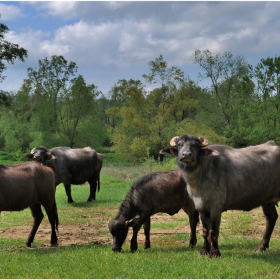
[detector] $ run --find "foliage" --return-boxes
[192,49,252,137]
[1,47,280,156]
[0,20,28,84]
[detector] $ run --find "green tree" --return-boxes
[252,56,280,142]
[108,79,148,161]
[192,49,252,136]
[27,55,77,146]
[106,79,144,129]
[0,80,34,151]
[0,20,28,106]
[0,21,28,83]
[108,57,214,162]
[57,75,102,148]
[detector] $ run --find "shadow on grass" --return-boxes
[24,241,109,255]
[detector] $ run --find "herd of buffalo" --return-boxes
[1,134,280,258]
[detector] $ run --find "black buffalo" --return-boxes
[108,170,199,252]
[160,134,280,257]
[0,162,58,247]
[25,146,103,203]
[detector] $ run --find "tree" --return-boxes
[27,55,77,146]
[108,57,213,162]
[192,49,252,136]
[143,55,200,158]
[106,79,145,129]
[0,21,28,83]
[0,20,28,106]
[252,56,280,142]
[107,79,148,161]
[57,75,102,148]
[0,79,34,151]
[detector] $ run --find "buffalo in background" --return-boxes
[160,134,280,257]
[108,170,199,252]
[25,146,103,203]
[0,161,58,247]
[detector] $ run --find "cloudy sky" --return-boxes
[1,1,280,95]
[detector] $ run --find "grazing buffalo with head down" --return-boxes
[108,170,199,252]
[25,146,103,203]
[160,134,280,258]
[0,162,58,247]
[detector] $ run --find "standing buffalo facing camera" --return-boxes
[108,170,199,252]
[25,146,103,203]
[160,134,280,257]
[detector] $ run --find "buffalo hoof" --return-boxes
[144,243,151,250]
[209,249,221,258]
[130,248,138,253]
[26,243,32,247]
[254,245,268,252]
[51,243,58,247]
[189,239,197,248]
[112,247,122,252]
[199,248,209,256]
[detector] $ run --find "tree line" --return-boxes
[1,20,280,162]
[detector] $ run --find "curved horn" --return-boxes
[30,147,36,154]
[199,137,209,147]
[170,136,179,146]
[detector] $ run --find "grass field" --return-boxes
[1,155,280,278]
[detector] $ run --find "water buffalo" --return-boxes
[0,161,58,247]
[25,146,103,203]
[108,170,199,252]
[160,134,280,257]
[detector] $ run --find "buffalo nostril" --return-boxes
[183,152,192,157]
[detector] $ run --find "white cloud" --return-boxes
[29,1,79,19]
[0,3,22,20]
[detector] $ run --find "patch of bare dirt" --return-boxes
[0,224,111,248]
[1,209,279,249]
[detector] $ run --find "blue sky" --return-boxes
[1,1,280,95]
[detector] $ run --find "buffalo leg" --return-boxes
[87,175,97,202]
[43,202,58,246]
[255,203,278,252]
[183,206,199,248]
[143,217,151,249]
[208,210,222,258]
[26,203,44,247]
[64,183,74,203]
[199,212,211,256]
[130,217,145,252]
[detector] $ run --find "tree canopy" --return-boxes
[0,20,27,107]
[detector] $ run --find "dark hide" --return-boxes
[160,134,280,258]
[0,162,58,247]
[25,146,103,203]
[108,170,199,252]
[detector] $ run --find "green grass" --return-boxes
[1,156,280,278]
[1,237,280,278]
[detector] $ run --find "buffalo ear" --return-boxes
[46,153,56,161]
[159,147,178,156]
[199,148,219,157]
[124,216,140,227]
[199,137,209,147]
[170,136,179,146]
[24,153,33,160]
